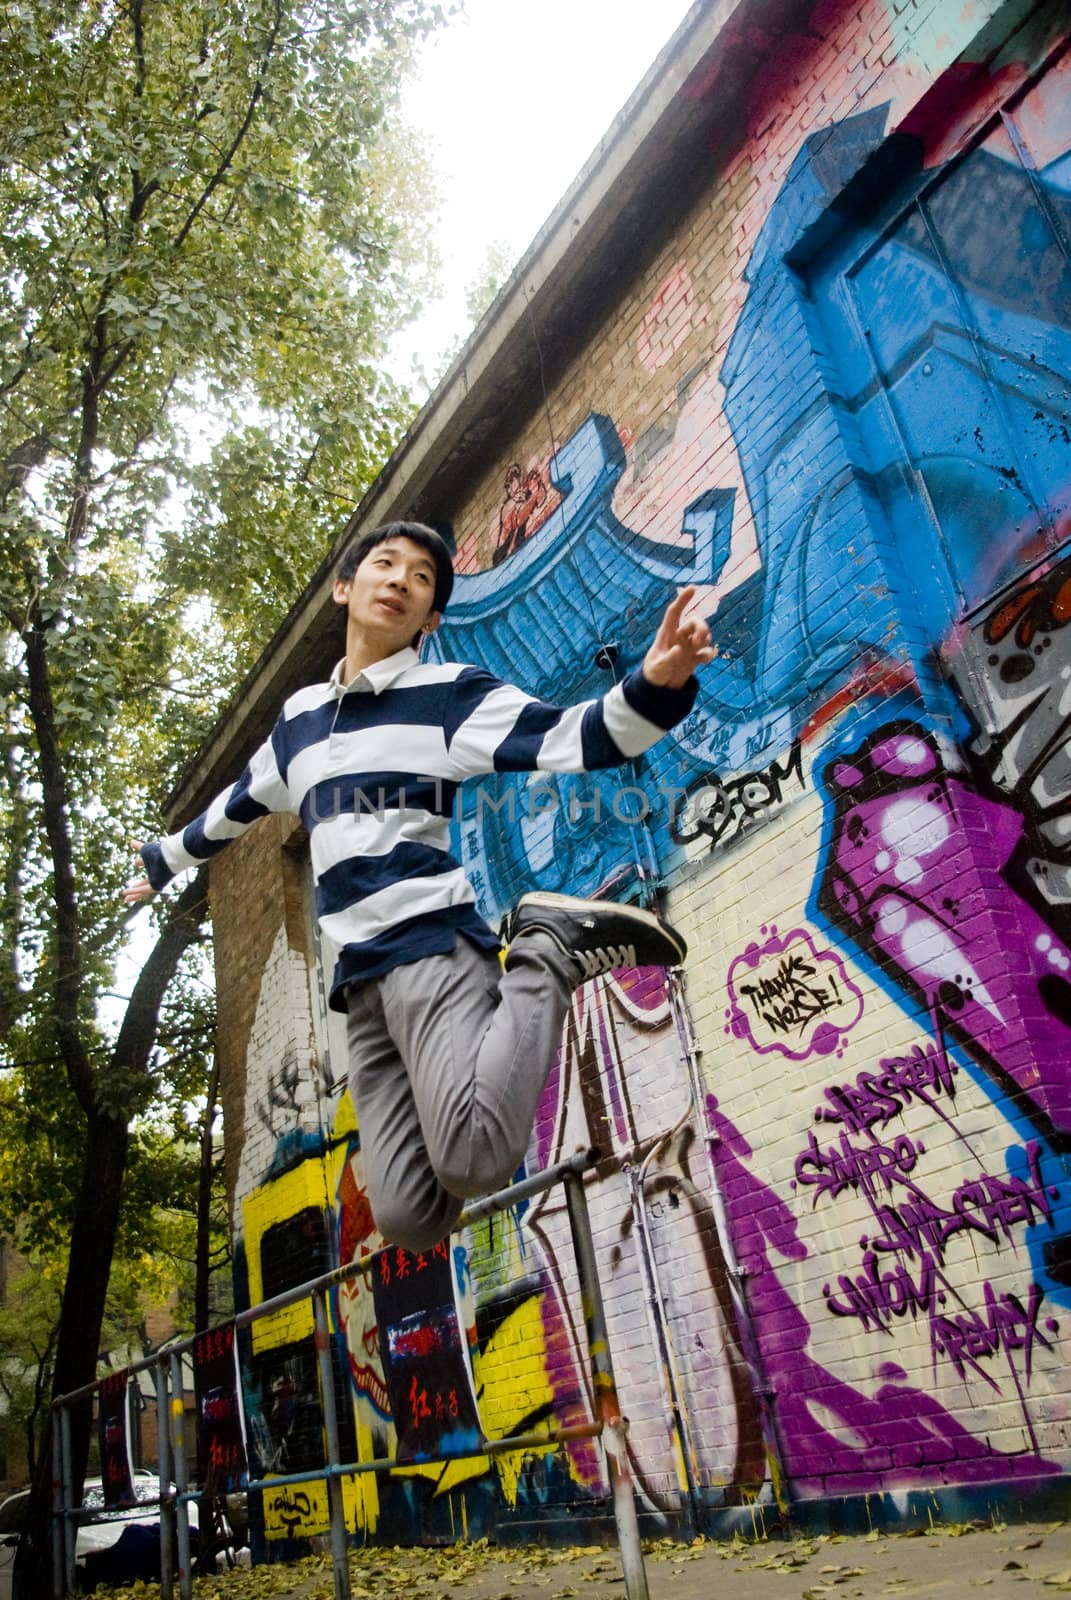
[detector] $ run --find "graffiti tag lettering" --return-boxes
[798,1134,1053,1257]
[738,952,845,1037]
[726,926,863,1060]
[795,1127,923,1202]
[802,1031,1060,1390]
[268,1487,313,1534]
[868,1150,1053,1264]
[670,740,805,852]
[814,1041,958,1133]
[824,1248,1052,1386]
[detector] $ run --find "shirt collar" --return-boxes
[330,645,420,697]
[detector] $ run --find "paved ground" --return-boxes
[162,1518,1071,1600]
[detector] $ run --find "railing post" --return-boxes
[168,1351,193,1600]
[59,1402,76,1597]
[50,1414,63,1599]
[156,1359,175,1600]
[563,1170,650,1600]
[313,1286,352,1600]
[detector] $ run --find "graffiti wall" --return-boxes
[217,0,1071,1551]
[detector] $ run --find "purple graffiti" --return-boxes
[825,1249,1052,1389]
[704,1092,1058,1489]
[795,1128,923,1204]
[818,722,1071,1147]
[815,1039,958,1134]
[726,926,863,1060]
[867,1141,1054,1264]
[798,1132,1054,1263]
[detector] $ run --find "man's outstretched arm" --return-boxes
[445,585,713,778]
[121,727,291,904]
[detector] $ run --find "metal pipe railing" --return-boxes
[168,1349,193,1592]
[155,1361,175,1600]
[51,1148,651,1600]
[313,1286,351,1600]
[563,1168,650,1600]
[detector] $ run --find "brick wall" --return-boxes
[213,0,1071,1544]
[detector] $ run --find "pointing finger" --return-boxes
[666,585,696,624]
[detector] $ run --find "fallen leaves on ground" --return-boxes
[85,1537,675,1600]
[81,1516,1071,1600]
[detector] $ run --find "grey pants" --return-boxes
[346,933,576,1251]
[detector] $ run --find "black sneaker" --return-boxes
[501,891,687,980]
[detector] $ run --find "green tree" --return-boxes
[0,1255,62,1485]
[0,1246,189,1486]
[0,0,447,1581]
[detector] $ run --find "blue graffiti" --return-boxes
[429,414,727,911]
[803,121,1071,648]
[429,106,1071,936]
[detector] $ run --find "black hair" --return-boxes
[335,520,455,616]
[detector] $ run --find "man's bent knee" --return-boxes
[371,1191,463,1255]
[434,1144,524,1206]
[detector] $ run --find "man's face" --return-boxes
[333,537,442,651]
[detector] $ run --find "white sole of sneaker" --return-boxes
[509,892,687,964]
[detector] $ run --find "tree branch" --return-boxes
[172,0,284,252]
[21,622,93,1105]
[63,332,104,549]
[112,866,210,1086]
[0,729,29,1040]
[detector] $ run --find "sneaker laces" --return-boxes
[572,943,638,979]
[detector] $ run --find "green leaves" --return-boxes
[0,0,446,1475]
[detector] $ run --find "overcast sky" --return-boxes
[392,0,699,381]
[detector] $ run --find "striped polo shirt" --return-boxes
[142,646,697,1007]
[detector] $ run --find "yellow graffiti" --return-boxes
[263,1478,329,1541]
[242,1093,370,1541]
[242,1157,335,1353]
[347,1408,382,1537]
[262,1476,375,1541]
[766,1438,789,1513]
[241,1086,605,1539]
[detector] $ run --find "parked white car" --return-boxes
[0,1472,197,1598]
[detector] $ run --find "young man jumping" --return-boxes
[126,521,712,1251]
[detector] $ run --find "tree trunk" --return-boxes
[14,869,209,1597]
[54,1110,132,1482]
[14,1111,129,1596]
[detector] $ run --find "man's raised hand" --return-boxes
[122,839,155,906]
[642,585,714,689]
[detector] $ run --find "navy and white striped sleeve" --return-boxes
[445,665,698,778]
[140,723,291,891]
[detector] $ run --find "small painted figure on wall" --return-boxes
[493,461,548,565]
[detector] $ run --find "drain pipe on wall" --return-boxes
[604,788,788,1510]
[623,1111,704,1539]
[665,964,789,1512]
